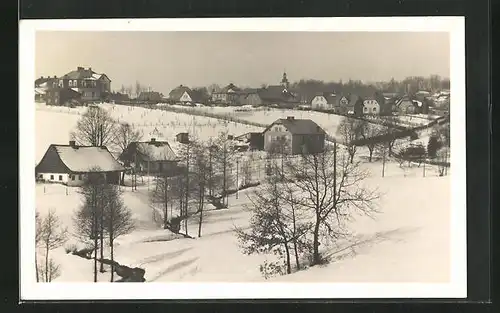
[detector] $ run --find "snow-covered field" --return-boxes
[36,158,450,283]
[34,102,451,284]
[35,103,264,163]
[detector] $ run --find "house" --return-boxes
[35,76,58,102]
[238,89,264,107]
[168,85,205,105]
[35,141,125,186]
[211,83,242,105]
[258,85,299,108]
[137,91,162,103]
[176,132,189,144]
[57,67,111,102]
[310,92,337,111]
[119,138,180,176]
[395,95,429,114]
[263,116,326,155]
[235,132,264,151]
[45,88,82,106]
[361,92,389,115]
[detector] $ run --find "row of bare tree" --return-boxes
[150,131,254,238]
[237,141,380,278]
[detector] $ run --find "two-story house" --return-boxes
[211,83,242,105]
[169,85,205,105]
[263,116,326,155]
[56,67,111,102]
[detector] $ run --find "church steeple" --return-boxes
[281,70,289,89]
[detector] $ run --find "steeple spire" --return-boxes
[281,70,289,89]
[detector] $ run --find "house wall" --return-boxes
[263,124,293,153]
[291,134,325,154]
[311,96,329,110]
[38,173,69,184]
[362,100,380,115]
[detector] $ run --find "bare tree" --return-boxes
[360,122,382,162]
[103,184,135,282]
[212,131,235,207]
[375,141,390,177]
[337,117,364,163]
[74,170,107,282]
[236,168,310,277]
[114,122,143,184]
[35,211,43,282]
[436,146,450,176]
[39,209,68,282]
[284,143,380,265]
[71,106,117,147]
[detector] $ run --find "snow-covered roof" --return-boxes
[55,145,125,172]
[135,141,179,161]
[35,88,46,95]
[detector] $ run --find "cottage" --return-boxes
[211,83,242,105]
[169,85,205,105]
[35,141,125,186]
[119,138,180,176]
[310,92,336,111]
[263,116,326,155]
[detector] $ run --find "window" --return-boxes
[73,80,77,86]
[71,175,75,181]
[78,174,82,180]
[69,80,73,87]
[59,175,63,181]
[363,107,368,112]
[50,175,54,180]
[373,108,376,112]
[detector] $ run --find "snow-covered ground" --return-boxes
[36,156,450,283]
[35,102,451,284]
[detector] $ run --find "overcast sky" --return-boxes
[35,31,450,94]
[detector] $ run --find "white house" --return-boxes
[35,141,125,186]
[311,93,336,111]
[362,97,381,115]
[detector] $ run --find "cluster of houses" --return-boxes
[35,66,449,117]
[35,115,327,186]
[35,67,112,106]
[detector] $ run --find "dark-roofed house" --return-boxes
[350,94,365,116]
[119,138,180,176]
[263,116,326,155]
[57,67,111,102]
[211,83,242,105]
[35,141,125,186]
[310,92,337,111]
[168,85,205,105]
[258,85,299,108]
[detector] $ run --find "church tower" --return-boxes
[281,70,290,89]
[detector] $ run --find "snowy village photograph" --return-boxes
[20,18,466,299]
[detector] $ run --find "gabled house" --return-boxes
[211,83,242,105]
[119,138,180,176]
[310,92,337,111]
[35,141,125,186]
[258,85,299,108]
[263,116,326,155]
[395,95,414,114]
[57,67,111,102]
[169,85,205,105]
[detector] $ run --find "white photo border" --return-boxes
[19,17,466,300]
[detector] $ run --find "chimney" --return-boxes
[40,76,44,79]
[287,116,295,121]
[77,66,84,71]
[69,140,76,148]
[53,75,57,78]
[150,138,156,142]
[88,67,92,71]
